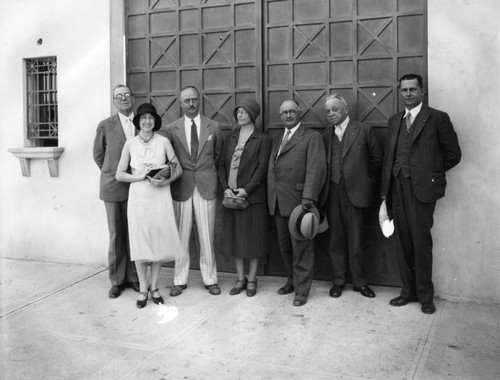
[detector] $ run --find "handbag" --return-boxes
[147,164,172,180]
[147,155,177,180]
[221,196,249,210]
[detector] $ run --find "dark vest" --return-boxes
[330,133,344,184]
[393,117,413,178]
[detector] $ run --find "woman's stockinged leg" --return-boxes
[235,258,245,281]
[135,261,149,293]
[248,258,259,281]
[150,262,162,290]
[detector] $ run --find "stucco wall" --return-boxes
[428,0,500,303]
[0,0,113,265]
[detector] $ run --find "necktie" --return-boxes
[335,125,343,141]
[190,119,199,160]
[276,129,291,161]
[405,113,413,133]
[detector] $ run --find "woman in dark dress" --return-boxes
[218,99,271,297]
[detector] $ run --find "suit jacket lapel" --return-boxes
[342,121,359,157]
[411,105,430,143]
[326,126,333,166]
[280,124,304,155]
[198,116,210,157]
[271,134,281,163]
[174,118,190,155]
[391,111,405,152]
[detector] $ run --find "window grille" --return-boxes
[26,57,58,146]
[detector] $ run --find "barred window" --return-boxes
[26,57,58,147]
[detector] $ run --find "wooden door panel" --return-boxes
[150,11,177,34]
[150,36,178,69]
[294,24,328,59]
[294,62,327,86]
[267,27,290,61]
[202,92,233,126]
[235,66,257,88]
[330,22,353,57]
[293,89,327,129]
[126,0,426,285]
[235,30,257,61]
[358,0,393,15]
[203,32,233,65]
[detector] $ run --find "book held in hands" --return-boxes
[147,164,173,180]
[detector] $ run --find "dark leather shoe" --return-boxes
[389,295,418,306]
[136,291,148,309]
[329,284,344,298]
[125,281,140,292]
[230,278,247,295]
[277,283,294,295]
[421,302,436,314]
[246,279,257,297]
[205,284,221,295]
[108,285,122,299]
[150,288,164,305]
[293,293,307,306]
[353,285,376,298]
[170,284,187,297]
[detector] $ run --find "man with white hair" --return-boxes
[322,94,382,299]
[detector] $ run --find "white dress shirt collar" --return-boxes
[184,114,201,126]
[284,122,301,139]
[405,102,423,121]
[118,112,135,140]
[335,115,350,131]
[334,116,349,141]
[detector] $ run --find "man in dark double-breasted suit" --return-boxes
[322,94,382,299]
[267,100,327,307]
[93,85,139,299]
[380,74,461,314]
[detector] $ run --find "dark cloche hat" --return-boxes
[133,103,162,131]
[233,98,261,123]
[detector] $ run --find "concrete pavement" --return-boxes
[1,257,499,379]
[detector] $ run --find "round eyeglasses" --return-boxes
[114,92,132,100]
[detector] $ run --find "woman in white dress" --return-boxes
[116,103,183,308]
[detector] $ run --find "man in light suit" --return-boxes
[379,74,461,314]
[93,85,139,299]
[159,86,222,296]
[322,94,382,299]
[268,100,327,306]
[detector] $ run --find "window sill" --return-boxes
[8,147,65,177]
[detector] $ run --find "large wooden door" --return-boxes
[263,0,427,285]
[126,0,427,285]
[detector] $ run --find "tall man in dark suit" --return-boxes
[268,100,327,306]
[93,85,139,299]
[379,74,461,314]
[323,94,382,299]
[159,86,222,296]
